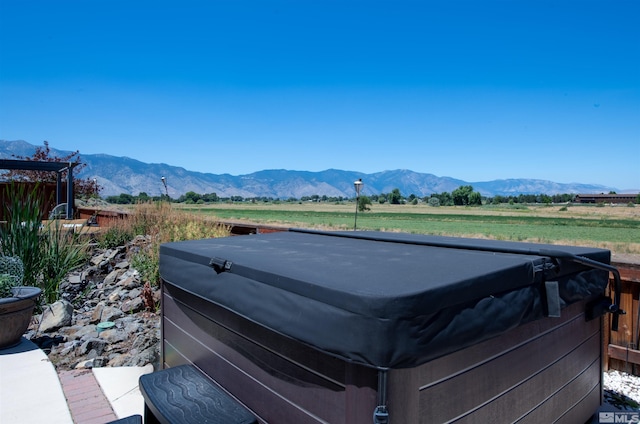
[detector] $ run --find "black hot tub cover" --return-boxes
[159,229,612,369]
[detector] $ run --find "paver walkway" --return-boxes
[58,369,118,424]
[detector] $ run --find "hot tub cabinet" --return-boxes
[159,230,619,423]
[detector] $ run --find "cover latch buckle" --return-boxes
[373,405,389,424]
[209,257,233,274]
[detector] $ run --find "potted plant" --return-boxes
[0,183,44,348]
[0,182,90,348]
[0,255,41,349]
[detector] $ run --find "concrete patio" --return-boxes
[0,338,152,424]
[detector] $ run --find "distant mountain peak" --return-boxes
[0,140,623,198]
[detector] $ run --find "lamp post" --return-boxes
[354,178,363,231]
[161,176,168,199]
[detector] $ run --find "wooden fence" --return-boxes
[606,259,640,375]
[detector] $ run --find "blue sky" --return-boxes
[1,1,638,190]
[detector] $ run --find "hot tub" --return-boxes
[159,229,621,423]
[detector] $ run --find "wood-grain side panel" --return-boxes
[163,290,378,424]
[516,359,600,424]
[163,283,351,382]
[164,319,335,424]
[417,313,599,422]
[417,300,590,385]
[453,335,600,423]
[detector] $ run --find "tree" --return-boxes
[184,191,201,204]
[105,193,134,204]
[491,195,505,205]
[388,188,403,205]
[450,185,483,206]
[377,194,387,204]
[468,191,482,206]
[432,192,453,206]
[452,185,474,205]
[2,141,100,199]
[358,195,372,212]
[538,194,552,205]
[202,192,219,203]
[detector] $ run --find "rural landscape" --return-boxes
[174,201,640,256]
[1,142,640,421]
[2,0,639,420]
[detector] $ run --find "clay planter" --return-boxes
[0,286,42,349]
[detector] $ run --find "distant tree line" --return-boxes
[105,191,353,204]
[104,185,616,207]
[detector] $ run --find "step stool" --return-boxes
[138,364,257,424]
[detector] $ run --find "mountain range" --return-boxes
[0,140,626,199]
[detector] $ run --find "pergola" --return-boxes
[0,159,78,219]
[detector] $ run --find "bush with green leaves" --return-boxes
[131,250,158,287]
[98,225,134,249]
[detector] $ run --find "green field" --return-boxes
[177,202,640,254]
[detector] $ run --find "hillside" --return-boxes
[0,140,623,198]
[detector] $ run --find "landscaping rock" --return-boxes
[27,238,161,371]
[39,300,74,332]
[122,297,144,313]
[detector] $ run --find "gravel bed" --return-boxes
[604,370,640,411]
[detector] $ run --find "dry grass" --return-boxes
[128,201,230,243]
[175,201,640,257]
[96,202,230,285]
[180,201,640,219]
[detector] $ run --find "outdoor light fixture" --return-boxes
[354,178,363,231]
[161,176,169,198]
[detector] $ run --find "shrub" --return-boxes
[131,250,158,287]
[98,224,134,249]
[39,222,90,304]
[123,201,230,286]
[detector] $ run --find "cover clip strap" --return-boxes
[209,257,233,274]
[373,370,389,424]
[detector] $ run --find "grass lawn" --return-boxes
[174,202,640,255]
